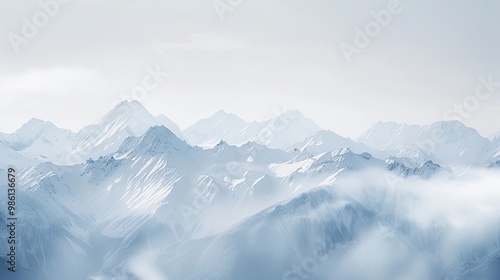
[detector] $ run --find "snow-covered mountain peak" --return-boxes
[386,157,449,179]
[292,130,353,152]
[100,100,154,135]
[183,109,322,149]
[356,120,492,168]
[143,125,178,139]
[20,118,58,131]
[215,139,228,147]
[250,111,323,149]
[0,118,75,165]
[270,110,321,129]
[109,100,150,118]
[211,140,236,154]
[183,110,251,147]
[212,109,241,119]
[105,101,183,138]
[359,120,486,147]
[356,121,421,150]
[117,125,190,157]
[296,148,380,175]
[66,101,185,164]
[364,121,414,134]
[205,109,247,125]
[154,114,183,139]
[316,148,372,163]
[14,118,60,140]
[137,125,188,150]
[240,141,271,151]
[4,102,500,279]
[287,130,392,162]
[427,120,486,143]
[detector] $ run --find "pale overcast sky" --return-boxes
[1,0,499,138]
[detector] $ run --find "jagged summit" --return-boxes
[114,99,144,109]
[356,120,493,168]
[117,125,190,157]
[428,120,486,142]
[20,118,58,129]
[183,109,322,149]
[15,118,65,140]
[154,114,183,138]
[359,120,485,145]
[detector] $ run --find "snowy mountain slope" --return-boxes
[2,123,337,277]
[183,110,322,149]
[155,114,184,139]
[424,121,492,166]
[239,141,291,165]
[0,118,73,151]
[0,127,199,279]
[0,141,37,170]
[42,101,182,164]
[485,137,500,160]
[269,148,387,195]
[0,164,94,280]
[290,130,392,161]
[290,130,359,154]
[248,110,323,149]
[386,157,451,179]
[115,125,193,158]
[112,187,441,280]
[70,100,183,163]
[96,127,294,238]
[17,122,75,163]
[80,127,200,234]
[7,159,498,280]
[0,125,296,278]
[357,121,492,168]
[357,121,423,151]
[183,110,255,147]
[80,125,287,225]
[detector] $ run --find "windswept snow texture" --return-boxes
[1,101,499,280]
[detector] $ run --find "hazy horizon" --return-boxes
[1,0,499,138]
[1,100,498,141]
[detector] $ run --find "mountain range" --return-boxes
[2,101,499,169]
[0,101,499,280]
